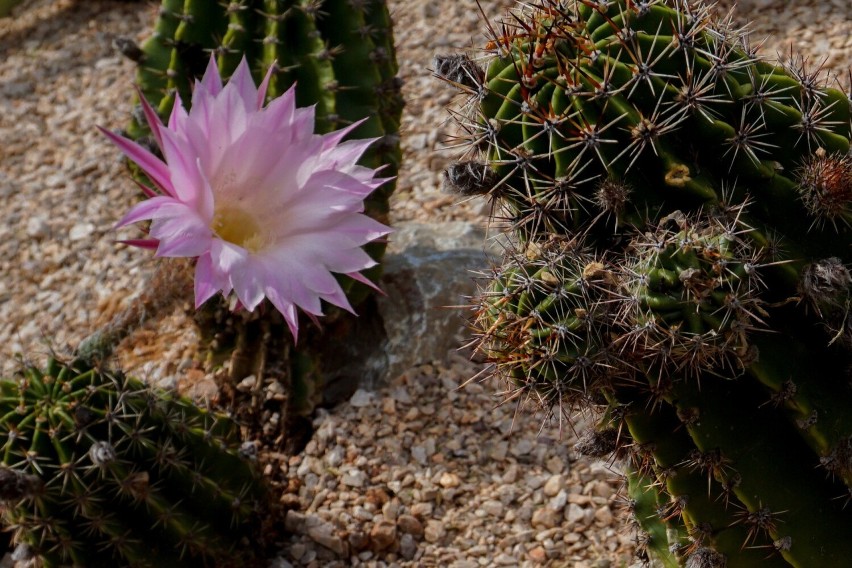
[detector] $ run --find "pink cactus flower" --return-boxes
[101,57,392,339]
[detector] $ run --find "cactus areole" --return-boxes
[442,0,852,565]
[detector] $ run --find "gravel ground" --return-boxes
[1,1,851,567]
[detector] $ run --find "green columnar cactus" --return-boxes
[0,357,266,567]
[121,0,403,445]
[443,0,852,565]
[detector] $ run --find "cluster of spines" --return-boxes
[470,236,619,424]
[471,208,765,422]
[445,0,852,565]
[615,207,767,380]
[0,357,266,567]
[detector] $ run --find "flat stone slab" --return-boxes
[320,221,504,401]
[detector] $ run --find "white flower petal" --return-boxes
[199,55,223,96]
[228,57,259,113]
[194,253,224,308]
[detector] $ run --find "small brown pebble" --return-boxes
[365,487,392,507]
[348,530,370,552]
[284,510,307,534]
[370,521,398,551]
[439,472,460,488]
[279,493,301,510]
[410,502,434,519]
[397,514,424,537]
[529,546,548,563]
[531,507,560,529]
[423,519,446,543]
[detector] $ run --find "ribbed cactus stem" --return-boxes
[0,358,267,567]
[448,0,852,565]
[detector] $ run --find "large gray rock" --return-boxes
[375,222,503,386]
[319,222,503,400]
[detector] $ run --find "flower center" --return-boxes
[211,205,266,252]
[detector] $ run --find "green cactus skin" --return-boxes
[0,0,23,18]
[625,468,682,568]
[120,0,403,446]
[0,357,266,568]
[448,0,852,565]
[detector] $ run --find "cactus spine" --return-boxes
[121,0,403,444]
[442,0,852,565]
[0,357,266,567]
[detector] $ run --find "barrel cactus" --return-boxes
[441,0,852,565]
[0,356,267,567]
[115,0,403,446]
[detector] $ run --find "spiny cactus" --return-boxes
[441,0,852,565]
[117,0,403,447]
[0,357,267,567]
